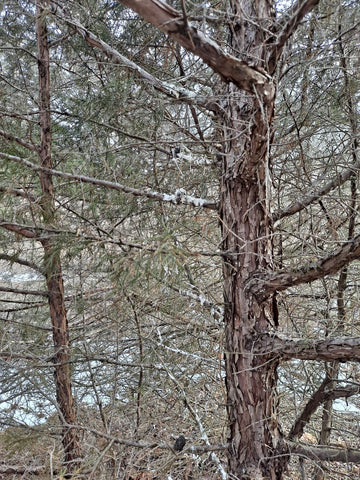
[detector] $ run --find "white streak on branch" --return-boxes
[0,152,217,210]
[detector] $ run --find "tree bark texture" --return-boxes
[219,2,287,478]
[36,1,81,473]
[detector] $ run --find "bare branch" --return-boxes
[326,385,360,401]
[0,220,39,239]
[247,233,360,298]
[0,286,48,296]
[0,185,36,202]
[117,0,274,98]
[0,129,38,151]
[288,377,331,440]
[0,351,47,361]
[288,378,360,440]
[269,0,320,70]
[0,466,46,475]
[288,442,360,464]
[0,151,217,210]
[160,362,228,479]
[169,284,223,320]
[64,423,227,453]
[51,3,216,110]
[0,254,42,272]
[273,155,360,221]
[259,333,360,362]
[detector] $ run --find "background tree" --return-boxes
[1,1,360,479]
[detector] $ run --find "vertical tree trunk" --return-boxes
[220,1,287,478]
[314,365,337,480]
[315,23,358,475]
[36,1,81,473]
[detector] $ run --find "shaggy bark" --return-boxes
[218,1,288,477]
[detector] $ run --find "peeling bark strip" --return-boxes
[118,0,275,98]
[36,1,81,472]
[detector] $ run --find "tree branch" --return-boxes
[273,155,360,221]
[0,185,36,202]
[117,0,274,98]
[247,233,360,298]
[0,465,46,475]
[288,377,331,440]
[288,378,360,440]
[51,3,217,111]
[160,361,227,479]
[269,0,320,70]
[288,442,360,463]
[0,253,42,273]
[0,286,48,296]
[0,220,39,238]
[64,422,227,453]
[259,333,360,362]
[0,129,38,151]
[0,151,217,210]
[169,284,223,320]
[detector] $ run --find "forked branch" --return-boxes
[288,377,360,440]
[117,0,274,98]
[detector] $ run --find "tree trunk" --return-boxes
[42,242,81,471]
[36,1,81,473]
[220,1,287,478]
